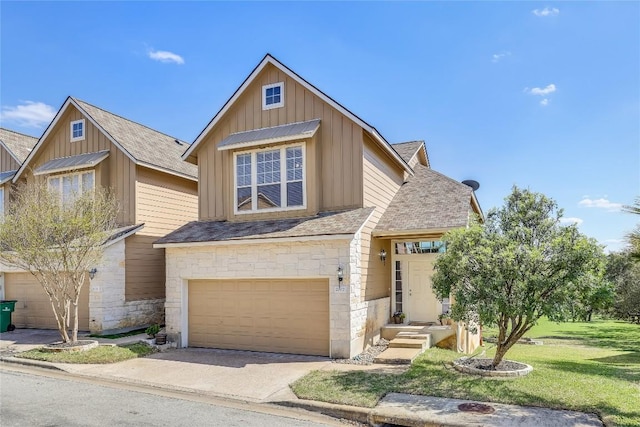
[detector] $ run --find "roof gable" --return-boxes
[14,97,196,183]
[0,128,38,164]
[184,54,412,174]
[392,140,429,167]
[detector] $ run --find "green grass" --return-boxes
[18,343,157,364]
[291,319,640,427]
[88,328,147,339]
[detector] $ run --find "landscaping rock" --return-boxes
[332,339,389,365]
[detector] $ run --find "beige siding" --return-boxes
[0,145,20,173]
[196,63,364,221]
[361,135,403,301]
[135,166,198,236]
[188,278,330,356]
[5,272,90,330]
[24,106,137,225]
[124,234,165,301]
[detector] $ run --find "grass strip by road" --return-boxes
[17,343,157,364]
[291,319,640,427]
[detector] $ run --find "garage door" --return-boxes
[5,273,90,331]
[188,279,329,356]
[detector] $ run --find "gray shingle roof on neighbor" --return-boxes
[155,207,375,245]
[73,98,197,179]
[375,165,473,233]
[34,150,110,175]
[392,141,424,164]
[0,128,38,163]
[218,119,321,150]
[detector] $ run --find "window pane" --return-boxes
[257,184,281,209]
[286,181,303,206]
[273,86,280,95]
[286,147,303,182]
[236,154,251,187]
[82,172,94,192]
[49,177,60,192]
[237,187,252,211]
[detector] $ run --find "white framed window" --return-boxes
[48,170,94,205]
[234,143,305,214]
[0,187,4,220]
[262,82,284,110]
[70,119,85,142]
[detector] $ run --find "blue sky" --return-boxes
[1,1,638,252]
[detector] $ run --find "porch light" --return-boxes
[337,265,344,283]
[89,268,98,280]
[379,249,387,264]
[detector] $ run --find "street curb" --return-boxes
[0,356,64,371]
[274,399,372,425]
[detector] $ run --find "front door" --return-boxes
[408,259,438,322]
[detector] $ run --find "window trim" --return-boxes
[262,82,284,110]
[70,119,85,142]
[47,169,95,204]
[233,143,306,215]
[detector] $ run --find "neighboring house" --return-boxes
[0,128,38,219]
[1,97,198,333]
[155,54,483,358]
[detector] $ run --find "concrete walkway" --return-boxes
[0,329,604,427]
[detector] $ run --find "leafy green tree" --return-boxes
[622,197,640,260]
[0,182,118,343]
[606,251,640,318]
[432,186,606,368]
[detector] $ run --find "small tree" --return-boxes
[606,250,640,318]
[623,197,640,260]
[432,186,606,368]
[0,182,118,343]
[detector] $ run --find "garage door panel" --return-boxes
[5,272,90,330]
[188,278,329,356]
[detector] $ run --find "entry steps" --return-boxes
[374,332,431,365]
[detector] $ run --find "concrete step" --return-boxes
[396,332,431,340]
[374,347,423,365]
[389,338,427,350]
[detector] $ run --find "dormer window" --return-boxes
[70,119,85,142]
[262,82,284,110]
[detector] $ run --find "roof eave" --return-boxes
[372,227,460,239]
[153,233,355,249]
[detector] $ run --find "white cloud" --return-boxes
[491,51,511,63]
[148,49,184,65]
[578,197,623,211]
[540,98,549,106]
[532,7,559,17]
[0,101,56,127]
[560,217,583,225]
[527,84,557,96]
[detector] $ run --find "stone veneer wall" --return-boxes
[164,238,367,358]
[89,239,164,333]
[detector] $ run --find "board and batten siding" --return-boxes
[0,145,20,173]
[361,134,403,301]
[126,166,198,302]
[196,63,364,221]
[25,106,136,225]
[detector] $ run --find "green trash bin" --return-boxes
[0,300,17,333]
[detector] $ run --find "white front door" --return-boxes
[408,259,439,322]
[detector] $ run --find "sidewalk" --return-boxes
[0,329,604,427]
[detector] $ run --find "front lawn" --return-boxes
[291,319,640,427]
[18,343,157,364]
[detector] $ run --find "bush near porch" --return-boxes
[291,318,640,427]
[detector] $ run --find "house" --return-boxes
[1,97,198,334]
[0,128,38,219]
[155,54,483,358]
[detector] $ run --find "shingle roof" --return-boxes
[375,165,473,234]
[0,128,38,163]
[155,207,375,245]
[392,141,424,164]
[72,98,197,179]
[34,150,110,175]
[218,119,320,150]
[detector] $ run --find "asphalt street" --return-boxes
[0,367,340,427]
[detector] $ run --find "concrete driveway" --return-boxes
[64,347,331,402]
[1,329,332,402]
